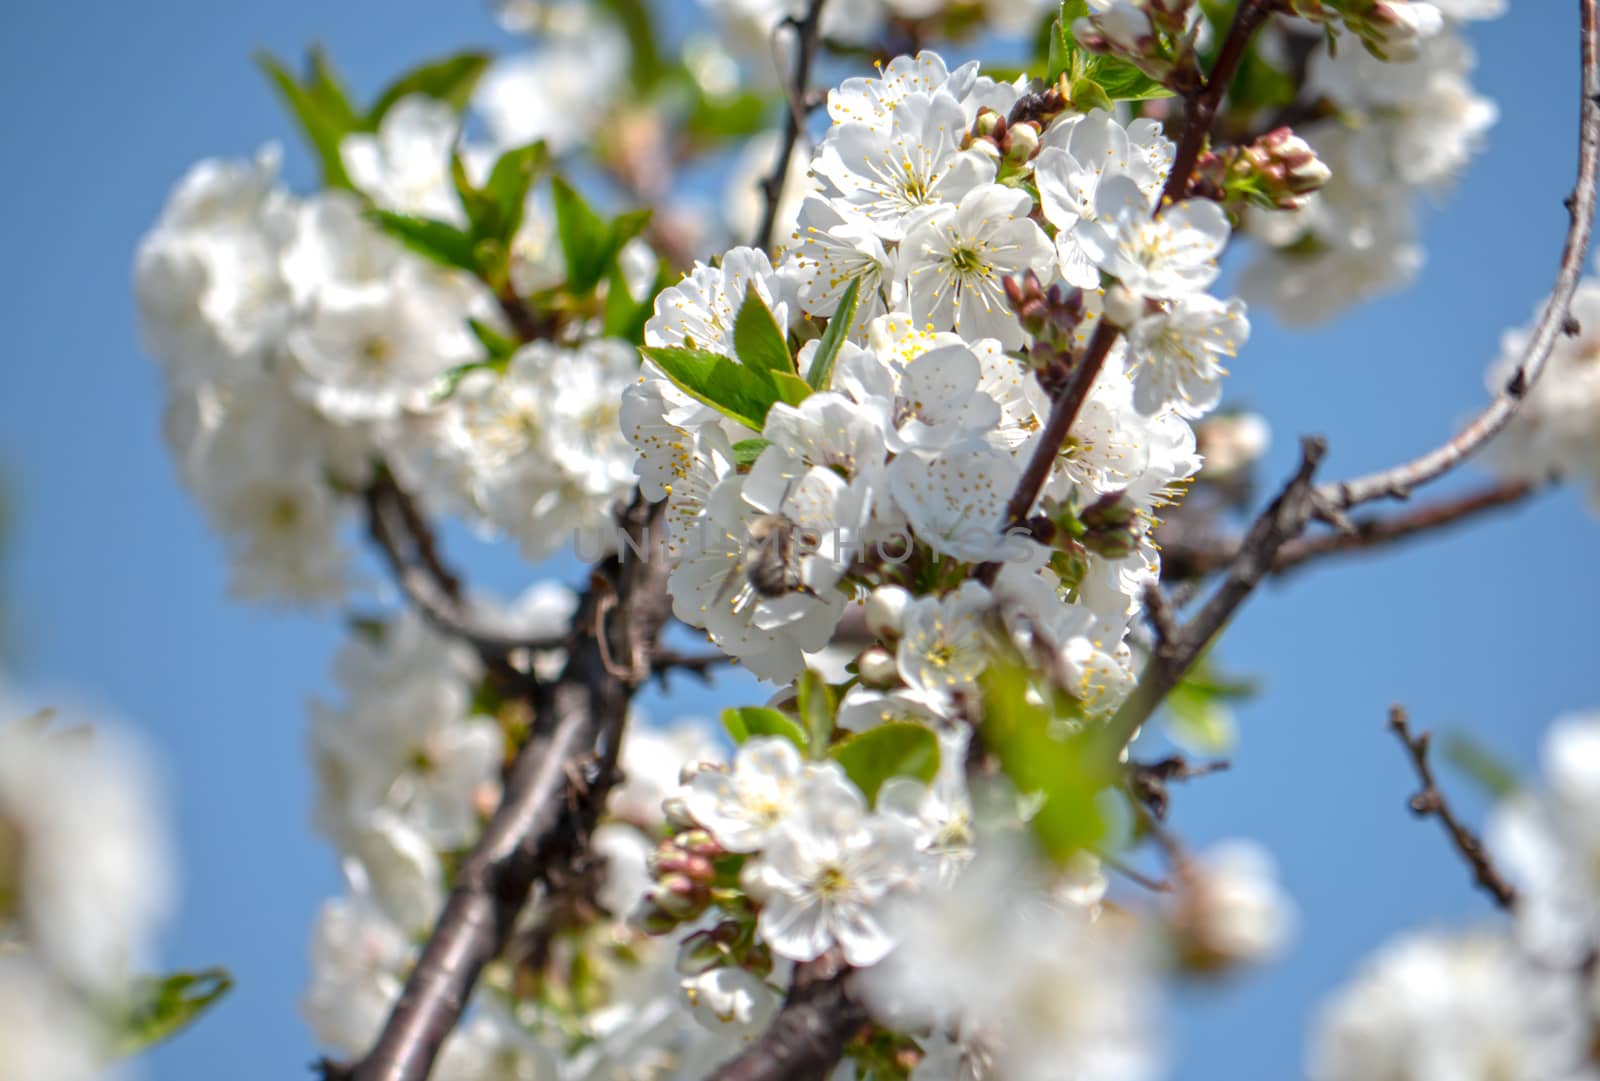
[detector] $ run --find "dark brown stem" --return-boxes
[1159,0,1269,209]
[1322,0,1600,510]
[363,473,557,668]
[1098,437,1327,759]
[1161,478,1541,579]
[345,499,673,1081]
[754,0,828,253]
[984,1,1271,586]
[702,960,866,1081]
[1387,706,1517,910]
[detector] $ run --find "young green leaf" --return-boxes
[721,706,808,751]
[603,258,666,345]
[828,722,940,804]
[305,47,363,131]
[640,346,776,432]
[733,290,795,381]
[255,51,358,190]
[806,278,861,390]
[769,371,814,409]
[796,669,837,759]
[980,662,1110,863]
[368,51,492,124]
[367,211,480,274]
[468,318,520,361]
[1441,731,1521,801]
[552,179,652,296]
[117,967,233,1056]
[730,438,772,467]
[480,141,549,242]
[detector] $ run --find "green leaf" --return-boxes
[829,722,940,804]
[552,178,652,296]
[641,346,776,431]
[980,662,1110,862]
[1164,679,1237,754]
[306,46,363,131]
[1441,731,1521,801]
[118,967,232,1056]
[368,51,492,124]
[797,669,837,759]
[721,706,808,751]
[468,318,520,362]
[806,278,860,390]
[1046,0,1091,82]
[1068,76,1116,113]
[1090,58,1175,102]
[730,438,772,467]
[733,291,795,381]
[256,51,358,189]
[603,259,666,345]
[479,141,549,242]
[769,371,814,408]
[597,0,664,89]
[684,87,775,142]
[367,211,480,274]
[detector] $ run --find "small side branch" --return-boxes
[1159,0,1269,208]
[1099,437,1327,759]
[703,961,866,1081]
[1161,478,1541,580]
[1387,706,1517,911]
[753,0,829,253]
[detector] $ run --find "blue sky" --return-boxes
[0,2,1589,1079]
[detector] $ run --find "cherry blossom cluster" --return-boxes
[1232,1,1504,323]
[0,682,174,1079]
[134,103,643,603]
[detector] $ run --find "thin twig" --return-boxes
[983,0,1271,586]
[1387,706,1517,910]
[1322,0,1600,511]
[362,475,559,667]
[1158,0,1269,209]
[1099,438,1327,760]
[753,0,828,253]
[1161,478,1542,579]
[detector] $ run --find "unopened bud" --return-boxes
[865,585,912,641]
[1003,121,1040,166]
[1080,492,1141,559]
[662,794,697,831]
[857,647,899,688]
[1103,284,1145,329]
[972,108,1004,140]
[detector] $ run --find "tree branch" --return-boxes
[343,498,673,1081]
[982,0,1271,587]
[1387,705,1517,910]
[363,472,561,669]
[1159,0,1269,209]
[1098,0,1600,760]
[702,960,866,1081]
[754,0,829,253]
[1321,0,1600,511]
[1159,478,1541,579]
[1098,437,1327,759]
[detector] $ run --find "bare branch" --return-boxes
[1387,705,1517,911]
[345,498,674,1081]
[702,959,867,1081]
[1160,478,1542,580]
[363,473,561,667]
[1323,0,1600,510]
[754,0,829,253]
[1099,437,1327,759]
